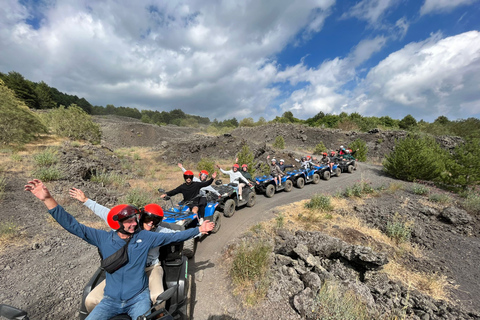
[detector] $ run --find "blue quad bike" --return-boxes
[254,172,294,198]
[312,163,341,181]
[211,180,256,217]
[157,191,221,259]
[289,166,321,188]
[78,222,192,320]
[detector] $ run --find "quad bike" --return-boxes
[157,191,221,258]
[0,305,28,320]
[254,172,294,198]
[79,222,191,320]
[332,157,356,173]
[289,166,321,188]
[212,180,256,217]
[312,163,341,180]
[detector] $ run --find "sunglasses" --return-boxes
[184,175,194,180]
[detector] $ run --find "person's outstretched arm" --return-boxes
[69,187,110,222]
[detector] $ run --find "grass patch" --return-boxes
[411,183,429,195]
[304,194,333,211]
[428,193,451,204]
[0,174,6,201]
[386,182,404,193]
[463,191,480,214]
[275,213,285,228]
[33,147,59,166]
[33,166,64,181]
[385,214,412,244]
[313,281,370,320]
[10,153,22,162]
[91,169,127,187]
[343,180,375,198]
[230,240,272,305]
[121,188,156,208]
[0,221,17,238]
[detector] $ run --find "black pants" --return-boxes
[188,196,207,219]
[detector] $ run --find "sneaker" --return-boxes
[222,193,229,197]
[239,196,243,200]
[199,218,204,225]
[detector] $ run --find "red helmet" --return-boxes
[322,152,328,156]
[184,170,194,180]
[241,164,248,168]
[330,151,336,156]
[306,156,311,160]
[233,164,240,169]
[140,203,164,230]
[199,170,209,177]
[107,204,139,232]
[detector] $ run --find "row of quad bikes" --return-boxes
[0,159,355,320]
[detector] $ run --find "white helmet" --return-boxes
[340,145,344,149]
[271,158,277,163]
[279,159,285,163]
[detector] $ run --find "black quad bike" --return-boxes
[212,180,256,217]
[79,223,191,320]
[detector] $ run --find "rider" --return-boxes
[69,188,195,312]
[26,179,213,320]
[216,163,252,201]
[278,159,295,172]
[160,170,217,225]
[240,164,254,182]
[177,163,221,198]
[320,152,333,173]
[269,158,284,190]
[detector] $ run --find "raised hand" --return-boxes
[199,220,215,234]
[25,179,58,209]
[69,187,88,203]
[212,171,217,179]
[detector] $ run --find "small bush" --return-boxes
[272,136,285,149]
[463,192,480,214]
[121,188,155,208]
[133,153,141,161]
[275,213,285,228]
[230,240,271,285]
[305,194,333,211]
[10,154,22,162]
[343,181,375,198]
[196,157,216,176]
[348,139,368,162]
[33,166,64,181]
[313,282,370,320]
[43,105,101,144]
[0,221,17,238]
[91,169,126,187]
[386,214,412,244]
[411,183,429,195]
[313,142,327,155]
[0,174,6,201]
[235,144,255,175]
[33,148,59,166]
[428,193,451,204]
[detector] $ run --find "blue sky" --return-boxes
[1,0,479,122]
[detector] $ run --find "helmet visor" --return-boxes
[184,175,194,180]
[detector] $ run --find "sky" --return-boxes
[1,0,480,122]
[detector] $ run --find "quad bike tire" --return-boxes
[284,180,293,192]
[296,177,305,189]
[177,275,192,320]
[335,167,342,177]
[322,171,331,180]
[223,198,236,217]
[246,192,256,207]
[209,211,221,233]
[312,173,320,184]
[183,238,197,259]
[265,184,275,198]
[347,165,354,173]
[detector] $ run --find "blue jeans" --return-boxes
[86,288,151,320]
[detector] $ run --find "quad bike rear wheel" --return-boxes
[265,184,275,198]
[322,171,331,180]
[223,199,236,217]
[284,180,293,192]
[347,165,354,173]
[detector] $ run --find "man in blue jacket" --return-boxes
[25,179,214,320]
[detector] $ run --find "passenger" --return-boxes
[160,170,217,225]
[320,152,334,173]
[216,163,252,201]
[278,159,295,172]
[269,158,284,190]
[240,164,254,183]
[69,188,193,312]
[25,179,214,320]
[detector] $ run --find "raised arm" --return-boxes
[69,187,110,222]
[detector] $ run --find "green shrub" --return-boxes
[196,157,216,176]
[91,169,126,187]
[441,138,480,191]
[272,136,285,149]
[313,142,327,155]
[386,214,412,244]
[305,194,333,211]
[121,188,155,208]
[43,105,101,144]
[235,144,255,175]
[343,181,375,198]
[33,166,64,181]
[33,148,59,166]
[348,139,367,162]
[230,240,271,284]
[383,134,448,182]
[428,193,451,204]
[10,153,22,162]
[275,213,285,228]
[313,282,370,320]
[259,163,271,176]
[411,183,429,195]
[0,174,6,201]
[0,79,47,145]
[463,192,480,213]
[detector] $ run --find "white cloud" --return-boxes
[0,0,335,120]
[342,0,400,27]
[420,0,479,15]
[352,31,480,120]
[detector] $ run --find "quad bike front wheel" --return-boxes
[312,173,320,184]
[209,211,221,233]
[246,192,256,207]
[335,167,342,176]
[223,199,236,217]
[265,184,275,198]
[296,177,305,188]
[183,238,197,259]
[347,165,354,173]
[322,171,331,180]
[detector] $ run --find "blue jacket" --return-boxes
[48,205,199,301]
